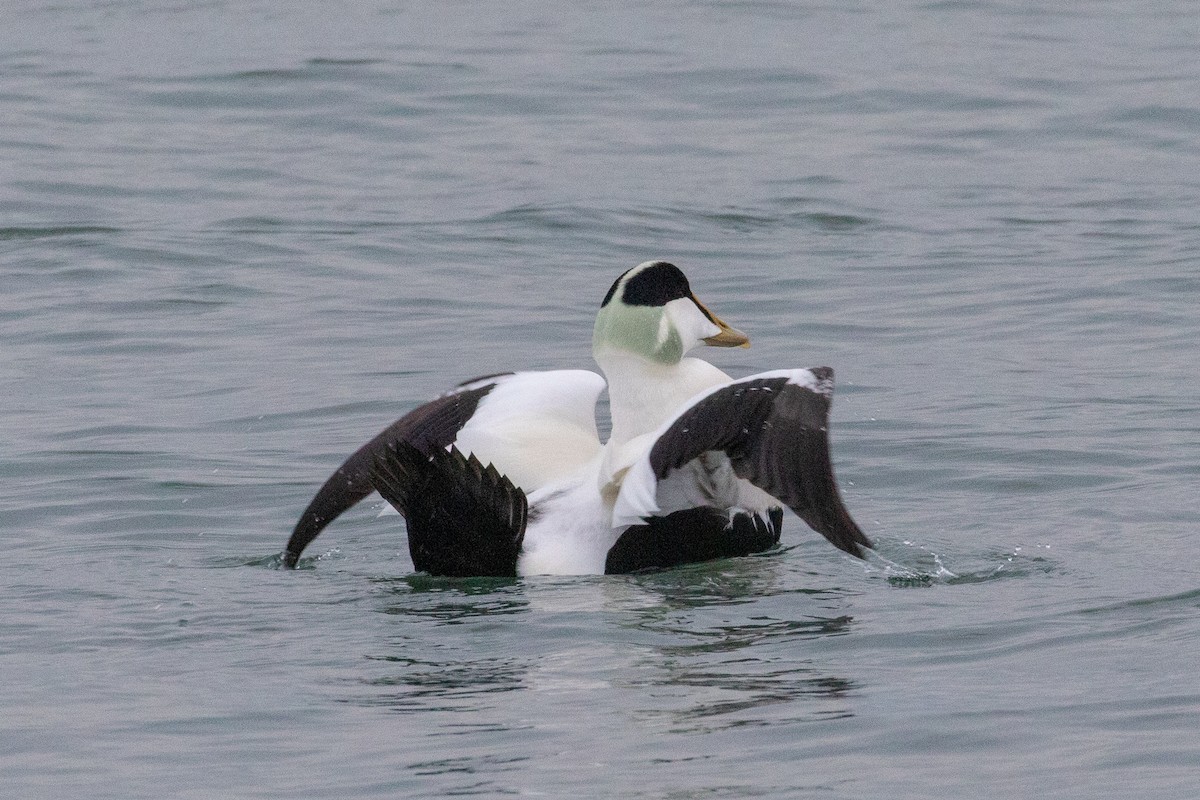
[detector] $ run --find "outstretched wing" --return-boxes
[283,376,506,567]
[612,367,872,559]
[283,370,604,567]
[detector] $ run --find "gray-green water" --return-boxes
[4,1,1200,797]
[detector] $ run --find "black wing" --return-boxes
[370,441,526,578]
[622,368,872,559]
[282,375,508,567]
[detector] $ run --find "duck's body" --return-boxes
[520,455,616,574]
[283,261,871,575]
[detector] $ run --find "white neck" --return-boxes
[595,349,732,448]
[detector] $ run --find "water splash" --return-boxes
[863,539,1058,587]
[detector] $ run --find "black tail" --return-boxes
[370,442,527,577]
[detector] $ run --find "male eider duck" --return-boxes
[283,261,871,575]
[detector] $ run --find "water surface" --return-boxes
[3,1,1199,797]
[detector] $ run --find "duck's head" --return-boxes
[592,261,749,365]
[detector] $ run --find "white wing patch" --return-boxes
[452,370,605,492]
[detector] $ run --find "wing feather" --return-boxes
[613,368,872,559]
[282,376,507,567]
[369,442,527,577]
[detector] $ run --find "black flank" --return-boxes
[605,507,783,574]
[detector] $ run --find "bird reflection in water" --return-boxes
[345,559,861,733]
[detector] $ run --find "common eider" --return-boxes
[283,261,871,575]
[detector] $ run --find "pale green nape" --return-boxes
[593,302,683,364]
